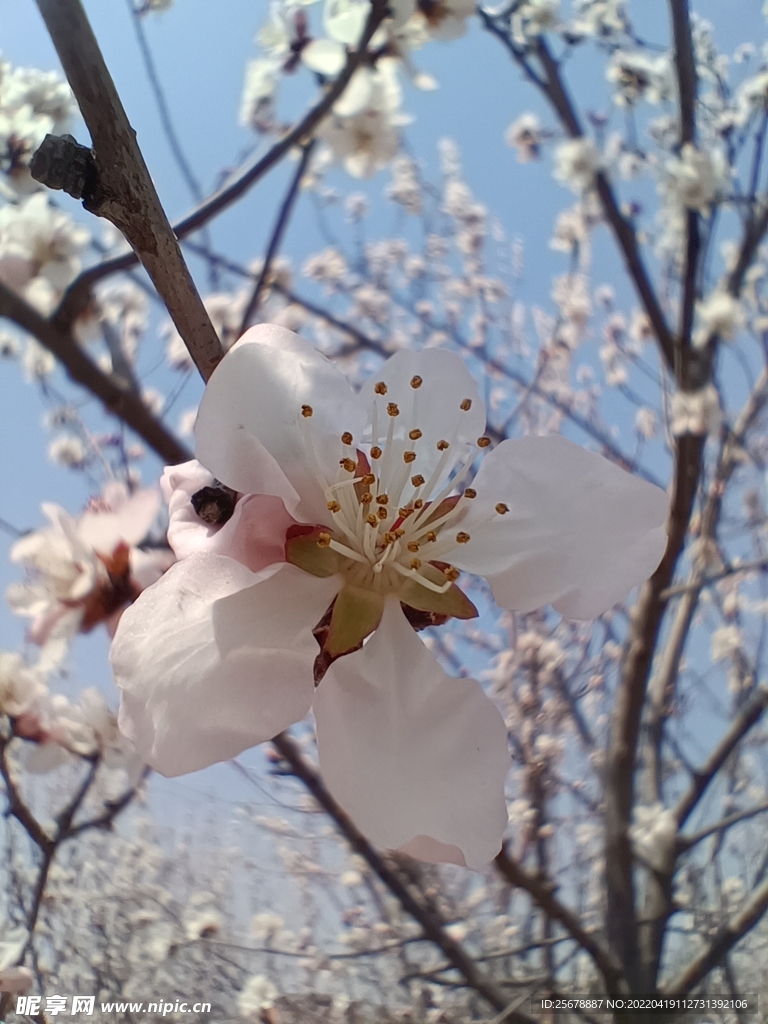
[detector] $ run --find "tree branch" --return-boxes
[35,0,223,380]
[51,0,389,334]
[0,280,191,465]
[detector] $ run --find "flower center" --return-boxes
[296,375,493,599]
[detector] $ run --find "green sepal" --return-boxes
[325,584,384,657]
[285,525,341,578]
[399,562,478,621]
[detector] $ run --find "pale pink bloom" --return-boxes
[112,325,668,869]
[7,483,164,667]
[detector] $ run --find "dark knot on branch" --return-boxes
[30,133,104,209]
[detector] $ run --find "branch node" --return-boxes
[30,133,104,208]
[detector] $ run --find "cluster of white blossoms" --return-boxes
[112,323,668,870]
[241,0,477,178]
[0,57,75,195]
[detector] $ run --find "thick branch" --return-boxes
[604,433,704,989]
[0,280,190,465]
[35,0,223,380]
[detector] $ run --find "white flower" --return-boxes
[7,485,161,667]
[0,193,89,297]
[240,58,280,132]
[512,0,560,44]
[506,113,543,163]
[630,804,677,873]
[48,435,88,469]
[21,338,55,381]
[569,0,625,37]
[606,51,672,106]
[0,925,32,994]
[671,386,723,437]
[112,325,667,870]
[664,144,728,212]
[553,138,601,193]
[711,624,742,662]
[0,652,46,717]
[693,290,744,348]
[238,974,278,1018]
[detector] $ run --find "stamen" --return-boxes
[340,458,356,473]
[425,530,437,543]
[456,532,471,544]
[464,488,477,499]
[376,494,389,505]
[366,514,378,527]
[391,561,452,593]
[410,558,422,569]
[414,499,424,509]
[360,492,373,505]
[301,405,313,417]
[377,507,388,520]
[387,403,400,417]
[341,431,354,445]
[398,506,414,518]
[327,500,341,513]
[370,446,382,459]
[407,541,420,552]
[374,381,388,395]
[408,428,422,441]
[460,398,472,411]
[403,451,417,464]
[317,533,331,548]
[443,566,460,582]
[410,375,423,389]
[328,538,369,564]
[436,439,450,451]
[362,473,375,486]
[477,436,491,448]
[495,502,510,514]
[411,474,425,487]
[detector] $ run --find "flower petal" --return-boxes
[78,488,160,552]
[194,324,365,522]
[301,39,346,76]
[112,555,334,776]
[453,436,668,619]
[359,348,486,479]
[313,598,509,869]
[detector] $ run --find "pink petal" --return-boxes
[112,555,336,776]
[359,348,486,480]
[78,488,159,552]
[313,598,509,870]
[194,324,365,521]
[454,435,668,619]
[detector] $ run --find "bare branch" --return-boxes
[494,847,625,993]
[677,799,768,853]
[35,0,223,380]
[675,684,768,830]
[237,140,315,336]
[661,876,768,996]
[0,280,190,465]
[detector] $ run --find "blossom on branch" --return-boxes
[112,325,667,869]
[7,484,166,668]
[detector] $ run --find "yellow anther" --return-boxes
[374,381,388,395]
[403,451,417,464]
[436,439,450,451]
[411,474,425,487]
[370,446,382,459]
[340,457,356,472]
[495,502,510,515]
[410,375,423,389]
[361,492,373,505]
[377,506,388,520]
[394,528,405,539]
[387,402,400,417]
[398,506,413,518]
[408,428,422,441]
[362,473,376,486]
[477,436,491,448]
[460,398,472,411]
[410,558,422,570]
[443,566,460,582]
[327,500,341,513]
[301,404,313,417]
[382,532,395,545]
[341,431,354,445]
[456,531,471,544]
[366,514,378,527]
[414,499,424,509]
[425,530,437,543]
[317,533,331,548]
[463,488,477,499]
[407,541,420,553]
[376,494,389,505]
